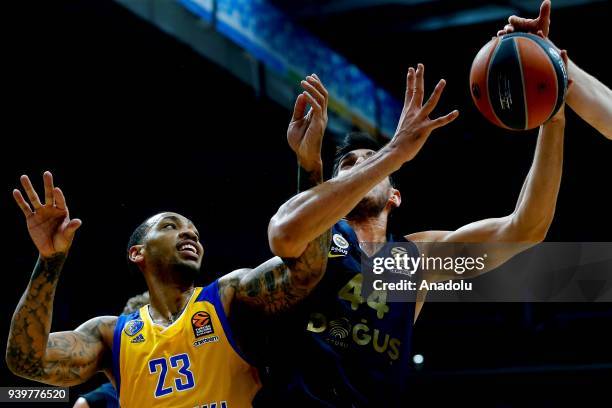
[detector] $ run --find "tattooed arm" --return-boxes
[6,172,114,385]
[218,74,331,315]
[218,169,330,315]
[219,235,330,315]
[7,259,115,385]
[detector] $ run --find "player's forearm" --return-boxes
[269,144,403,257]
[292,164,330,281]
[240,230,332,314]
[284,226,331,285]
[6,254,65,381]
[566,60,612,139]
[511,118,564,240]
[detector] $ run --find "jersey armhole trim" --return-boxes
[196,280,254,365]
[112,311,138,398]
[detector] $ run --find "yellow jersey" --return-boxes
[111,281,261,407]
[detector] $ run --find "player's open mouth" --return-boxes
[177,240,200,259]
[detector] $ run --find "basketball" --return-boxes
[470,32,568,130]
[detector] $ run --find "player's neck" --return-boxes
[146,278,195,326]
[346,211,388,256]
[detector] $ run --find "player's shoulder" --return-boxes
[218,268,250,297]
[75,315,118,350]
[205,272,246,317]
[97,316,119,346]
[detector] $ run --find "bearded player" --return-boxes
[261,62,567,406]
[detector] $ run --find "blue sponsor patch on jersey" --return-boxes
[124,319,144,337]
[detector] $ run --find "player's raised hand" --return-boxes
[13,171,82,258]
[498,0,551,37]
[390,64,459,163]
[287,74,329,172]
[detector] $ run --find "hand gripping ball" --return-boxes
[470,33,568,130]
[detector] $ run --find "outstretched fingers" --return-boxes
[430,110,460,130]
[404,67,416,107]
[413,63,425,107]
[54,187,67,211]
[20,175,42,209]
[421,79,446,117]
[13,189,33,216]
[43,171,55,206]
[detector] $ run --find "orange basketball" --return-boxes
[470,33,568,130]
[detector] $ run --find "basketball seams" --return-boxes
[489,36,528,130]
[523,34,561,123]
[513,37,530,130]
[473,32,565,130]
[485,38,509,129]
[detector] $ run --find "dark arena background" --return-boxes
[2,0,611,406]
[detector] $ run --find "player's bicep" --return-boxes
[437,216,521,243]
[444,217,535,275]
[42,316,115,386]
[405,230,450,243]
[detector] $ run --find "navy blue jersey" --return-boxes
[80,382,119,408]
[255,220,418,407]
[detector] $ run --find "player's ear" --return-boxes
[128,245,145,265]
[388,188,401,209]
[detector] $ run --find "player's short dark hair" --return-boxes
[332,132,398,188]
[127,218,152,252]
[126,217,154,274]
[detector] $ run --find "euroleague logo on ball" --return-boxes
[191,311,214,338]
